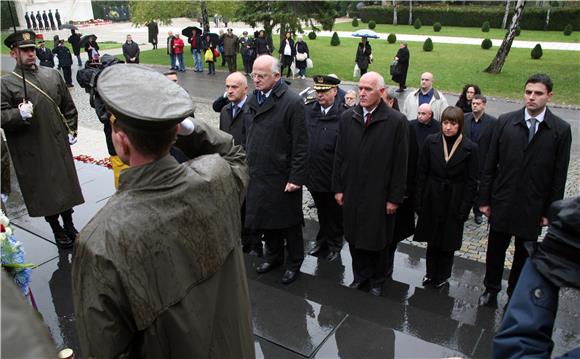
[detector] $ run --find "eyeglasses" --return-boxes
[250,72,273,80]
[417,112,429,115]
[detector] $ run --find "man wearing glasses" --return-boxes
[245,55,308,285]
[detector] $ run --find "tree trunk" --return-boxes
[393,0,398,25]
[502,0,510,29]
[200,1,210,33]
[545,5,551,28]
[408,0,412,25]
[485,0,526,74]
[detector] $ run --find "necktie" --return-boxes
[528,117,537,143]
[232,105,238,118]
[257,92,266,106]
[365,112,372,128]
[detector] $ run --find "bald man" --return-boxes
[409,103,439,151]
[333,72,409,296]
[403,72,448,121]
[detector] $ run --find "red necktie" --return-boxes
[365,112,372,128]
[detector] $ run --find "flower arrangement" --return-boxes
[74,154,112,169]
[1,210,35,296]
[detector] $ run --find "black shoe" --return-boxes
[63,226,79,242]
[478,291,498,307]
[326,251,340,262]
[308,243,326,256]
[433,280,449,289]
[395,88,405,93]
[348,280,364,289]
[54,228,74,248]
[422,276,433,286]
[474,215,483,225]
[281,269,299,284]
[256,261,281,274]
[369,286,383,296]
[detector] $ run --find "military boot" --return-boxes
[46,216,73,248]
[61,209,79,242]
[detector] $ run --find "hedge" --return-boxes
[387,33,397,43]
[308,31,317,40]
[481,38,492,49]
[531,44,543,59]
[359,5,580,31]
[331,32,340,46]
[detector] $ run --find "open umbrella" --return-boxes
[61,24,79,31]
[79,34,97,48]
[182,26,202,38]
[202,32,219,46]
[352,29,379,39]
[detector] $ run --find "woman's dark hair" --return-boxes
[441,106,464,133]
[456,83,481,112]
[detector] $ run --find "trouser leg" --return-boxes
[62,66,72,85]
[262,229,284,265]
[76,54,82,66]
[438,250,455,282]
[283,224,304,271]
[311,191,328,247]
[385,241,398,278]
[45,214,62,232]
[507,237,532,297]
[349,246,371,283]
[483,229,512,293]
[369,247,388,288]
[425,244,436,280]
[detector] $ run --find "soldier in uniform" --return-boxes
[73,64,254,358]
[306,75,345,262]
[1,30,83,248]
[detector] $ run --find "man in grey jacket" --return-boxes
[402,72,448,121]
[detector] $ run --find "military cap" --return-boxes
[96,64,193,130]
[4,30,36,49]
[312,75,341,91]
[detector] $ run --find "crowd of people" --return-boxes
[1,26,576,357]
[23,9,63,32]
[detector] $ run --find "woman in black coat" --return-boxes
[414,106,479,288]
[295,36,309,79]
[455,84,481,114]
[355,37,372,75]
[392,41,410,92]
[278,31,295,78]
[254,30,271,56]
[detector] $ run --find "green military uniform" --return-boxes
[72,64,255,358]
[1,30,83,218]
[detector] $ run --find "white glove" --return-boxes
[18,101,33,120]
[177,117,195,136]
[68,133,77,145]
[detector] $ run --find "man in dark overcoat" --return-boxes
[1,30,84,248]
[55,9,62,29]
[333,72,409,296]
[478,73,572,306]
[48,10,56,31]
[462,94,497,225]
[35,40,54,67]
[42,10,49,30]
[147,20,159,49]
[306,75,346,262]
[245,55,308,285]
[24,12,31,30]
[35,11,42,31]
[67,29,82,66]
[392,41,410,92]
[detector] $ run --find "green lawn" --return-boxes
[137,36,580,105]
[332,22,580,43]
[0,32,121,55]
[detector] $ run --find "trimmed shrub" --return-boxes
[308,31,317,40]
[358,5,580,31]
[515,25,521,36]
[423,37,433,52]
[433,22,442,32]
[368,20,376,29]
[414,18,422,29]
[481,21,490,32]
[564,24,573,36]
[387,33,397,43]
[352,18,359,27]
[481,38,493,49]
[531,44,543,59]
[330,32,340,46]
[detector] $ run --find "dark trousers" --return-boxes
[45,208,74,230]
[349,245,389,288]
[311,191,343,252]
[225,55,237,73]
[484,229,532,297]
[262,224,304,271]
[62,66,72,85]
[242,55,252,74]
[385,241,398,278]
[207,62,215,74]
[281,55,293,77]
[426,244,455,282]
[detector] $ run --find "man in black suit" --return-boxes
[463,94,497,225]
[478,74,572,307]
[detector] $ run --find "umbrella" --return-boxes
[79,34,97,48]
[202,32,219,46]
[352,29,379,39]
[6,2,27,100]
[61,24,79,30]
[182,26,202,38]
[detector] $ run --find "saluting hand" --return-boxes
[386,202,398,215]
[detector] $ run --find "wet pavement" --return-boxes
[4,160,580,358]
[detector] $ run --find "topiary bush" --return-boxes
[330,32,340,46]
[368,20,376,29]
[433,22,442,32]
[387,33,397,43]
[352,18,359,27]
[515,26,521,36]
[531,44,543,59]
[481,21,490,32]
[481,38,492,49]
[423,37,433,52]
[564,24,573,35]
[414,18,422,29]
[308,31,317,40]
